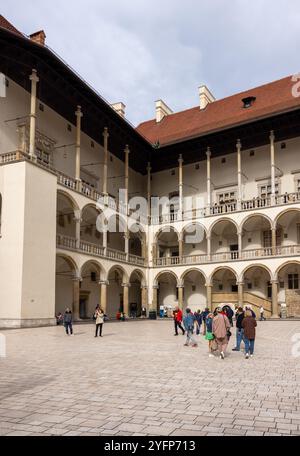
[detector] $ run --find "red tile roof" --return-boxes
[137,76,300,146]
[0,15,23,36]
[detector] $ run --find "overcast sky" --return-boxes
[2,1,300,125]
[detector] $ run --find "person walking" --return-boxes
[242,310,257,359]
[222,305,234,327]
[94,307,105,338]
[212,308,231,359]
[64,308,73,336]
[173,306,185,336]
[260,306,266,321]
[205,312,215,357]
[194,310,203,335]
[201,308,210,335]
[232,307,245,352]
[183,308,198,347]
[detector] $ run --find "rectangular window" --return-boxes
[260,183,279,199]
[218,191,236,204]
[288,274,299,290]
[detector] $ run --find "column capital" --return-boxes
[141,285,148,290]
[73,275,82,283]
[205,282,212,288]
[75,105,83,118]
[271,280,279,285]
[99,280,109,286]
[153,285,159,290]
[178,154,184,164]
[124,144,130,154]
[206,147,211,158]
[236,139,242,149]
[122,283,131,288]
[147,162,152,172]
[29,69,39,83]
[270,130,275,142]
[237,281,244,286]
[103,127,109,138]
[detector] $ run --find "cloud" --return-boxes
[2,0,300,125]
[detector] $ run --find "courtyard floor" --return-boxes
[0,320,300,436]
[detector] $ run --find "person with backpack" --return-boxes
[232,307,245,352]
[63,308,73,336]
[201,308,210,335]
[205,312,215,357]
[242,310,257,359]
[173,306,185,336]
[212,307,231,359]
[183,308,198,347]
[194,310,203,335]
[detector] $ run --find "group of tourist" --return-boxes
[173,304,259,360]
[56,306,106,338]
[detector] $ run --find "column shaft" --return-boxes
[123,285,129,317]
[237,139,242,209]
[103,128,109,196]
[124,145,130,215]
[73,279,80,320]
[75,106,83,189]
[178,155,183,218]
[29,69,39,158]
[271,281,279,318]
[100,283,107,314]
[238,282,244,307]
[178,287,184,310]
[147,162,151,219]
[206,285,212,312]
[272,228,277,256]
[270,131,276,205]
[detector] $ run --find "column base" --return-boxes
[0,318,57,329]
[270,315,280,320]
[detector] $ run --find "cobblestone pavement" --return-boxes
[0,320,300,436]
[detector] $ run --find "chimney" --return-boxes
[30,30,46,46]
[199,85,215,110]
[111,102,126,118]
[155,99,173,123]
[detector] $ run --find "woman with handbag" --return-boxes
[212,308,231,359]
[205,312,215,357]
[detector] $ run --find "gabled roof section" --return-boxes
[0,14,23,37]
[137,76,300,146]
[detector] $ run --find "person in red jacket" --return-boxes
[173,306,185,336]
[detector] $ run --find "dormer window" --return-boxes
[242,96,256,108]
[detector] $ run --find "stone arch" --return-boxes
[129,269,147,287]
[275,260,300,281]
[181,268,207,312]
[180,267,207,284]
[274,207,300,228]
[55,254,79,317]
[208,217,239,237]
[155,225,180,242]
[107,264,129,283]
[57,189,80,212]
[154,269,179,287]
[240,263,273,283]
[240,213,274,232]
[80,259,105,281]
[209,266,238,285]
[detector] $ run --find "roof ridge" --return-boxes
[0,14,23,37]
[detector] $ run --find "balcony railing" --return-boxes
[57,234,145,266]
[2,151,300,226]
[153,244,300,267]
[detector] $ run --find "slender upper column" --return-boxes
[29,69,39,158]
[237,139,242,209]
[73,276,82,321]
[75,106,83,189]
[206,284,213,312]
[74,210,81,249]
[178,154,184,218]
[124,145,130,215]
[238,230,243,259]
[270,130,276,205]
[147,162,152,218]
[238,282,244,307]
[102,127,109,196]
[206,147,211,215]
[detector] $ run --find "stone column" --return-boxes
[178,154,184,219]
[238,282,244,308]
[238,230,243,259]
[141,286,148,312]
[74,210,81,249]
[206,147,212,216]
[271,281,279,318]
[152,285,159,312]
[207,234,211,260]
[123,283,130,317]
[147,162,151,219]
[179,234,184,261]
[73,276,81,320]
[141,240,147,263]
[206,284,213,312]
[75,106,83,191]
[29,69,39,159]
[124,230,130,262]
[124,145,130,215]
[237,139,242,210]
[99,281,108,314]
[178,285,184,310]
[102,127,109,197]
[270,130,276,205]
[271,227,277,256]
[103,228,108,256]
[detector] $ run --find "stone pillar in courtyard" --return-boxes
[178,285,184,310]
[271,281,279,318]
[123,283,130,317]
[73,276,81,320]
[238,282,244,308]
[99,281,108,314]
[206,283,213,311]
[29,69,39,159]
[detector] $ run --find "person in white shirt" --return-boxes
[260,306,266,321]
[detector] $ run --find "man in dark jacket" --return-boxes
[194,310,203,335]
[232,307,245,351]
[201,308,209,335]
[64,308,73,336]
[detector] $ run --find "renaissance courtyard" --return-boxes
[0,320,300,437]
